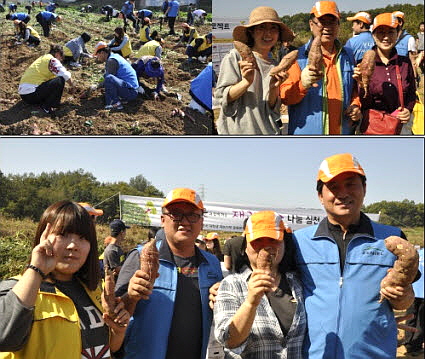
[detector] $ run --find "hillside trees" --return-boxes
[0,170,164,224]
[363,200,424,227]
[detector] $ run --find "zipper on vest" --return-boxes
[339,276,343,287]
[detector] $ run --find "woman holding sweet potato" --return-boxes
[214,6,295,135]
[213,211,306,359]
[0,201,129,359]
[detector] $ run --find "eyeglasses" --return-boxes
[163,211,203,223]
[311,18,339,27]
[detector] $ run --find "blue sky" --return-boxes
[213,0,424,18]
[0,137,423,210]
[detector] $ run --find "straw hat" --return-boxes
[232,6,294,44]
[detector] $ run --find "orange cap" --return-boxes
[93,41,108,56]
[78,202,104,216]
[311,1,340,19]
[244,211,285,243]
[347,11,372,25]
[317,153,365,183]
[373,13,399,31]
[392,11,404,20]
[162,188,204,210]
[206,232,219,240]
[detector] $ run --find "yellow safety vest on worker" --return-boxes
[182,26,198,42]
[27,26,40,39]
[190,34,211,52]
[19,54,56,86]
[0,276,103,359]
[135,39,161,57]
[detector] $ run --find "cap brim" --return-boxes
[346,16,355,21]
[163,198,204,210]
[246,229,284,242]
[319,169,365,183]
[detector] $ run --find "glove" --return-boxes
[301,66,322,89]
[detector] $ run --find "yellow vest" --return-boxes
[0,277,103,359]
[136,40,160,57]
[27,26,40,39]
[139,25,150,43]
[190,35,211,52]
[183,26,199,42]
[19,54,56,86]
[63,45,73,57]
[121,35,132,58]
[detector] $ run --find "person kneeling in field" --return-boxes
[186,32,212,62]
[18,44,76,115]
[108,26,133,59]
[63,32,92,68]
[135,36,164,59]
[16,20,41,47]
[93,41,139,110]
[131,55,167,100]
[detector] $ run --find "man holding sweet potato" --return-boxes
[114,188,222,359]
[292,153,417,359]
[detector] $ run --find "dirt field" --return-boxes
[0,8,214,135]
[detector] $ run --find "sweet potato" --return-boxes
[257,248,275,271]
[359,50,376,98]
[269,50,299,76]
[140,238,159,285]
[102,265,116,319]
[379,236,419,303]
[233,40,258,70]
[308,35,323,72]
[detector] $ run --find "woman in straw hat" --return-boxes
[213,211,306,358]
[214,6,295,135]
[353,13,416,134]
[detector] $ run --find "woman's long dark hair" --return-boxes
[32,200,100,290]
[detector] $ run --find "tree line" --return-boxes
[0,170,163,224]
[0,170,423,228]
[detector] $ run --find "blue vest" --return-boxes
[109,53,139,89]
[121,1,134,16]
[395,30,413,57]
[345,31,375,63]
[11,12,29,21]
[293,220,402,359]
[138,9,152,17]
[167,0,179,17]
[40,11,56,21]
[124,241,223,359]
[288,39,356,135]
[190,62,213,111]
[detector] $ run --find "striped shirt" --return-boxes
[214,267,306,359]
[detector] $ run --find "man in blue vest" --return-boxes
[120,0,137,32]
[393,11,418,80]
[345,11,375,63]
[164,0,179,36]
[93,41,139,110]
[35,10,61,37]
[292,153,416,359]
[5,12,30,23]
[115,187,223,359]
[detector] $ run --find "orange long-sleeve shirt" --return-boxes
[280,45,361,135]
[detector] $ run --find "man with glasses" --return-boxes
[115,188,223,359]
[279,1,362,135]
